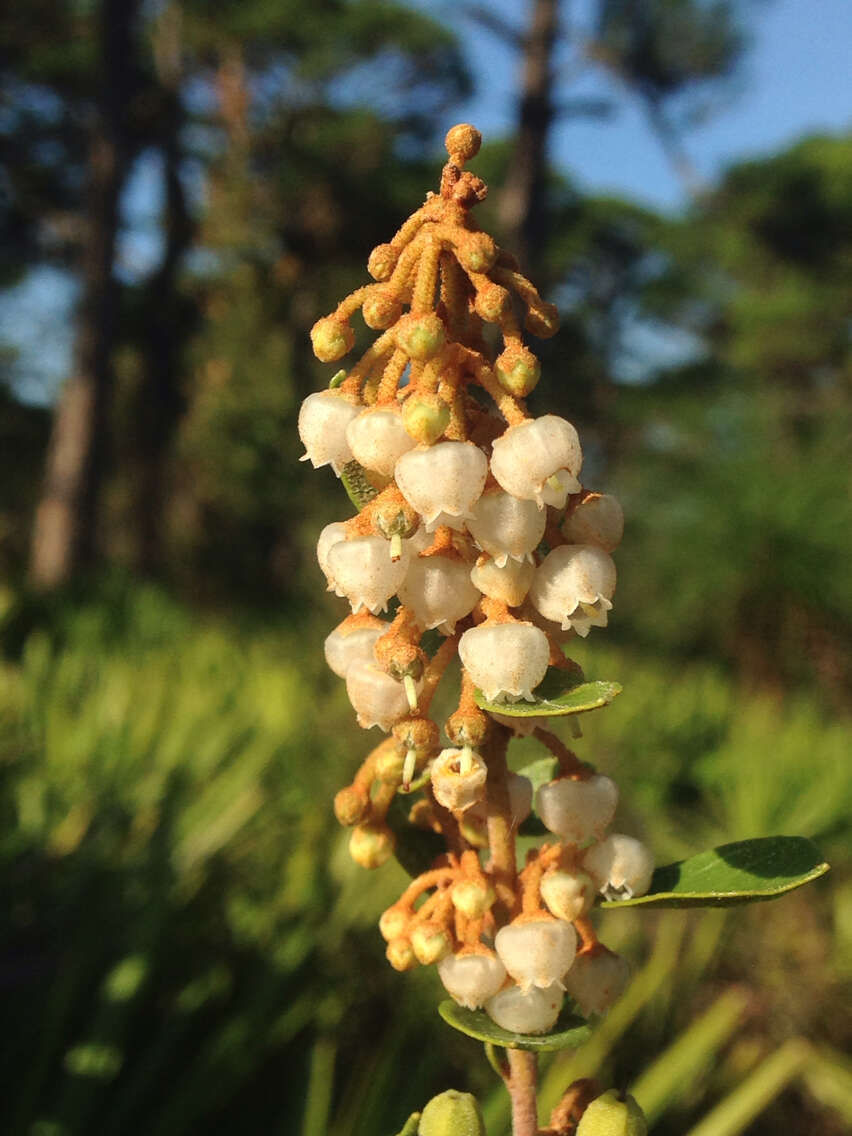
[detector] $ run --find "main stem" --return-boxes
[507,1049,539,1136]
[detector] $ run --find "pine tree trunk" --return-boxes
[29,0,139,588]
[498,0,559,275]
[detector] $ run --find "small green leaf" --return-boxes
[601,836,829,910]
[340,459,379,512]
[475,674,621,719]
[329,368,347,388]
[385,795,444,878]
[438,1000,592,1052]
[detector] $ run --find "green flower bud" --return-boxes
[368,243,398,281]
[380,905,410,941]
[395,313,447,361]
[310,317,354,363]
[444,124,482,162]
[495,345,541,397]
[386,936,417,971]
[525,301,560,339]
[402,393,451,445]
[334,785,369,827]
[418,1090,486,1136]
[474,283,510,323]
[456,232,497,274]
[575,1091,648,1136]
[410,922,453,965]
[450,878,495,919]
[349,823,395,869]
[363,290,403,330]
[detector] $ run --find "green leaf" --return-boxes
[438,1001,592,1052]
[385,795,444,878]
[474,674,621,719]
[340,459,379,512]
[601,836,829,910]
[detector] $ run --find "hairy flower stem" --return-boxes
[507,1049,539,1136]
[484,724,517,921]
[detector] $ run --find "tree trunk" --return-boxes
[135,4,193,575]
[29,0,139,588]
[498,0,559,276]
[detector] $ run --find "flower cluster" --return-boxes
[300,125,653,1035]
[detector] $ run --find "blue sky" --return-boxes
[4,0,850,404]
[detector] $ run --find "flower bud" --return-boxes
[334,785,370,827]
[411,922,453,965]
[470,557,535,608]
[394,312,446,360]
[535,775,618,845]
[564,948,631,1018]
[459,622,550,702]
[524,301,560,339]
[401,393,450,445]
[379,905,410,941]
[316,522,348,588]
[431,748,488,812]
[495,345,541,398]
[349,823,395,869]
[529,545,616,637]
[419,1089,486,1136]
[386,937,417,971]
[451,879,496,919]
[438,951,506,1010]
[490,415,583,508]
[467,490,546,567]
[540,869,596,923]
[474,283,511,323]
[581,835,655,901]
[445,123,482,161]
[398,553,480,633]
[563,493,624,553]
[346,660,420,731]
[310,316,354,362]
[346,406,416,477]
[485,981,563,1035]
[444,707,490,749]
[362,289,402,330]
[323,618,385,678]
[395,441,488,531]
[368,242,398,281]
[456,231,497,274]
[494,918,577,992]
[328,535,411,614]
[298,390,359,474]
[575,1091,648,1136]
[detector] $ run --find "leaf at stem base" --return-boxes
[438,1000,592,1052]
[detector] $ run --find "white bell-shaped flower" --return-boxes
[563,493,624,553]
[323,618,386,678]
[582,835,655,901]
[485,982,564,1035]
[438,951,507,1010]
[467,490,546,566]
[316,522,348,588]
[398,553,480,633]
[345,405,415,477]
[470,557,535,608]
[395,441,488,531]
[327,535,410,613]
[494,918,577,992]
[345,660,418,731]
[540,869,596,923]
[490,416,582,508]
[563,949,630,1018]
[459,622,550,702]
[298,390,359,475]
[528,544,616,637]
[536,775,618,845]
[431,747,488,812]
